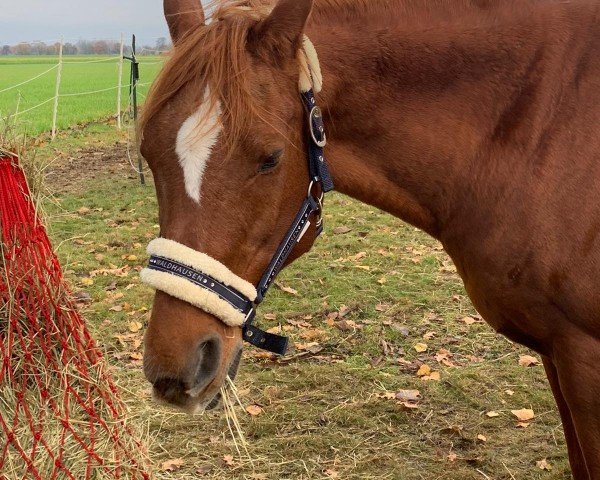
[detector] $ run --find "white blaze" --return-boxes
[175,93,222,203]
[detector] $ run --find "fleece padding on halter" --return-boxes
[299,35,323,93]
[140,238,257,327]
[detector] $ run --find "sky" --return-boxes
[1,0,178,46]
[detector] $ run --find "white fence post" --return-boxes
[51,37,64,140]
[116,34,124,130]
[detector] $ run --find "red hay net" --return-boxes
[0,156,151,480]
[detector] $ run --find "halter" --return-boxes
[141,38,333,356]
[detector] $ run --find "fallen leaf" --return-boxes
[223,455,235,467]
[486,411,500,418]
[325,469,339,478]
[477,434,487,442]
[110,305,123,312]
[195,465,213,475]
[333,226,352,235]
[416,364,431,377]
[300,328,328,341]
[246,405,263,416]
[536,459,552,471]
[335,319,358,332]
[424,371,441,381]
[447,453,458,462]
[518,355,540,367]
[392,325,410,336]
[395,390,421,403]
[435,349,455,367]
[511,408,535,422]
[264,313,277,321]
[77,206,91,215]
[462,316,477,325]
[275,282,298,296]
[414,343,428,353]
[294,342,323,354]
[80,277,94,286]
[128,321,143,333]
[126,255,138,262]
[423,331,436,340]
[73,291,92,304]
[161,458,184,472]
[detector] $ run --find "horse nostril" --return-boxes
[150,337,225,405]
[153,377,187,405]
[190,338,221,394]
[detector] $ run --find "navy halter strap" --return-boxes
[145,89,333,355]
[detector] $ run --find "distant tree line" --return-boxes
[0,38,171,56]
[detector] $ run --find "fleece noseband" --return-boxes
[141,39,332,355]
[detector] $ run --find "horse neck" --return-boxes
[308,1,560,239]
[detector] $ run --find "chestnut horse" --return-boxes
[139,0,600,477]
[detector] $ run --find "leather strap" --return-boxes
[302,90,334,192]
[146,255,253,314]
[242,323,289,356]
[255,196,321,303]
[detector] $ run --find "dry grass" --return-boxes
[0,137,152,479]
[0,276,151,478]
[0,116,49,227]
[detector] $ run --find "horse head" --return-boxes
[139,0,321,412]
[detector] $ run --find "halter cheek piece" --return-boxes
[141,89,333,356]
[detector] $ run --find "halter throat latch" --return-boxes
[242,90,332,354]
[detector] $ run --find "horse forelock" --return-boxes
[140,1,276,155]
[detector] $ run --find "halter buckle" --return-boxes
[243,306,256,326]
[309,106,327,148]
[307,181,325,232]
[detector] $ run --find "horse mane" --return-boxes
[140,0,386,146]
[140,0,537,146]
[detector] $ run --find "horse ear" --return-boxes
[249,0,313,61]
[164,0,205,45]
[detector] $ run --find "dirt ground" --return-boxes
[45,142,136,191]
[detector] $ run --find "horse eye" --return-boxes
[258,150,283,173]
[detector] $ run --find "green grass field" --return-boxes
[29,126,571,479]
[0,56,164,135]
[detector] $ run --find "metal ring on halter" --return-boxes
[307,181,325,228]
[307,180,317,198]
[307,180,324,205]
[309,106,327,148]
[243,307,255,326]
